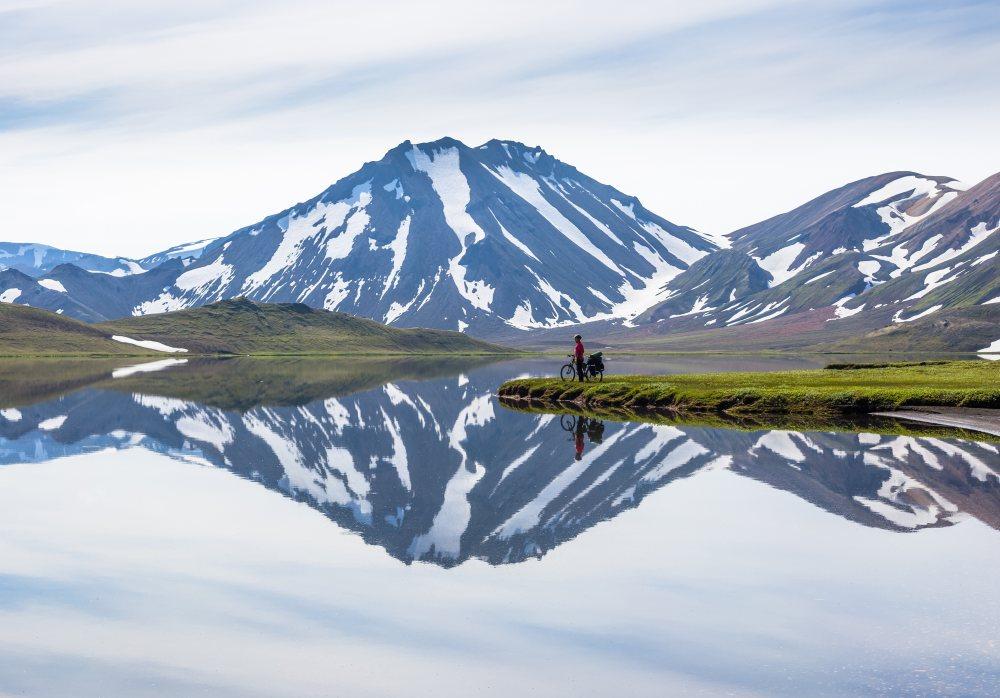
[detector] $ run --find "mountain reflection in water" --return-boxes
[0,357,997,568]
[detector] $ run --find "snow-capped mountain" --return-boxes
[1,360,996,566]
[731,172,964,285]
[646,172,971,325]
[1,148,995,350]
[592,170,999,351]
[0,138,717,333]
[146,137,718,332]
[0,242,144,277]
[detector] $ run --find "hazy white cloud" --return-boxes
[0,0,997,256]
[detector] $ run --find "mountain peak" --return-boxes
[398,136,466,153]
[385,137,555,166]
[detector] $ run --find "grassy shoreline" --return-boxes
[497,396,1000,442]
[497,361,1000,416]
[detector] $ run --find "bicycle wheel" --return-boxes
[560,363,575,381]
[560,414,576,432]
[595,370,604,382]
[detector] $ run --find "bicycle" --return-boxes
[560,354,578,381]
[559,353,605,382]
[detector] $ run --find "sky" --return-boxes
[1,0,998,258]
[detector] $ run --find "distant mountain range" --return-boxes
[1,138,996,350]
[1,359,997,566]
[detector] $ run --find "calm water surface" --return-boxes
[0,355,997,697]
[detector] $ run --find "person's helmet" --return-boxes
[574,334,582,341]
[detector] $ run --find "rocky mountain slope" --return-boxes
[556,170,999,351]
[635,172,994,328]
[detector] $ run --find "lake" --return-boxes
[0,355,997,697]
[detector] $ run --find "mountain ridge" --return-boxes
[1,138,996,351]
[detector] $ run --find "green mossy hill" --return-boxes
[0,303,144,356]
[498,360,1000,415]
[96,299,512,355]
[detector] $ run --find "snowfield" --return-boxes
[111,335,189,353]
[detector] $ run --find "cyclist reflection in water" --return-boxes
[572,417,605,461]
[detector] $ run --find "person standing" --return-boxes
[574,334,586,382]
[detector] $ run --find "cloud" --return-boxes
[0,0,997,256]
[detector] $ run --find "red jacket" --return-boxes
[574,341,585,360]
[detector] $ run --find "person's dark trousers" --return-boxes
[576,358,586,382]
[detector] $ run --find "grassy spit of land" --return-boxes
[498,360,1000,416]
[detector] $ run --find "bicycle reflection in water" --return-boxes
[560,414,606,461]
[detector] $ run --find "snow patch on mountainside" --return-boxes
[166,238,216,257]
[175,257,234,294]
[111,335,189,353]
[876,235,942,278]
[244,182,371,296]
[133,290,185,316]
[754,242,806,286]
[641,220,708,266]
[904,267,963,301]
[380,216,410,298]
[613,242,684,326]
[37,278,67,292]
[830,296,864,320]
[547,180,624,246]
[612,198,713,263]
[892,304,942,323]
[853,175,944,208]
[0,288,22,303]
[493,165,620,272]
[858,176,959,249]
[408,145,495,311]
[911,221,998,273]
[38,415,67,431]
[496,217,539,261]
[670,294,712,318]
[323,275,351,311]
[972,251,997,266]
[857,260,880,279]
[805,270,835,285]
